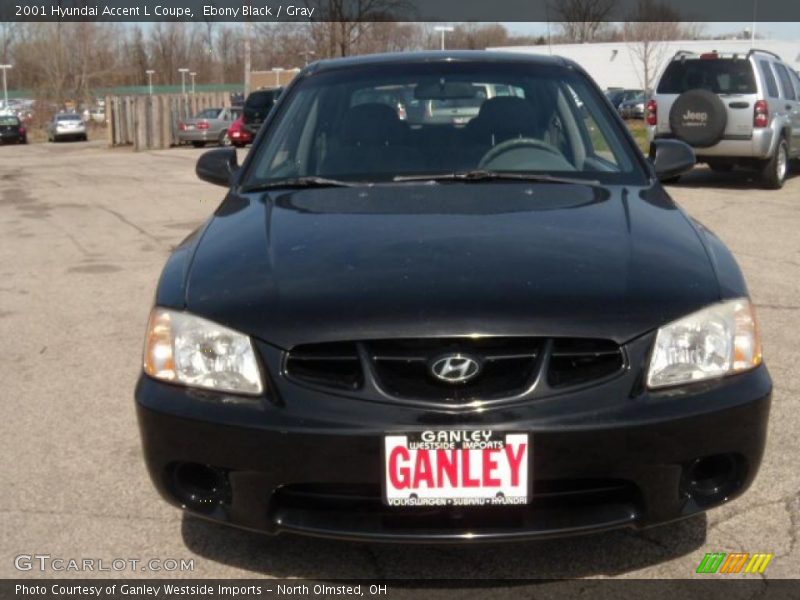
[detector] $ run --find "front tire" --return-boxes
[760,139,789,190]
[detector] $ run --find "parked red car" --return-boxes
[227,116,252,148]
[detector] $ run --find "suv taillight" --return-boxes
[645,99,657,126]
[754,100,768,128]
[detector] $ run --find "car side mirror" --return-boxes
[649,139,695,181]
[196,148,239,187]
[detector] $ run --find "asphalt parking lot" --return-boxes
[1,139,798,582]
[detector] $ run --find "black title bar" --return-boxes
[2,0,800,22]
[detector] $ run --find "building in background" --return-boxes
[490,40,800,91]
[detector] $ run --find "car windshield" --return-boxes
[57,114,81,121]
[0,116,19,125]
[244,61,645,187]
[658,58,757,94]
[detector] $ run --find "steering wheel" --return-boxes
[478,137,563,169]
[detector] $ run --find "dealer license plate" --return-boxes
[384,431,529,507]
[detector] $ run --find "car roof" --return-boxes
[307,50,571,74]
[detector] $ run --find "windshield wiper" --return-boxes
[393,170,601,187]
[241,176,366,192]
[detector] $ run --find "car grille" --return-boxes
[368,338,541,401]
[284,342,362,390]
[284,337,624,404]
[548,338,624,388]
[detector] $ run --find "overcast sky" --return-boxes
[504,22,799,40]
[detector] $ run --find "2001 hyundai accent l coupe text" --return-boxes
[136,52,771,542]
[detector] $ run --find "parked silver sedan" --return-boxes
[178,107,241,147]
[47,113,88,142]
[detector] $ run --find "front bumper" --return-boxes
[135,341,771,543]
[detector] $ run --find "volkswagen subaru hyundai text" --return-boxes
[136,52,771,542]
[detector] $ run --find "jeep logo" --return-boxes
[682,110,708,123]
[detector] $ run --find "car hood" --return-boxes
[184,183,720,348]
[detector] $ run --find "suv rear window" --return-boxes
[657,59,756,94]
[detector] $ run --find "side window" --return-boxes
[773,63,797,101]
[759,60,779,98]
[790,69,800,99]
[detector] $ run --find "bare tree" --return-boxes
[555,0,617,43]
[446,23,510,50]
[1,22,18,65]
[309,0,413,57]
[623,0,698,92]
[215,26,245,83]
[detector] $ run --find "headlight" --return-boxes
[647,298,762,389]
[143,308,263,395]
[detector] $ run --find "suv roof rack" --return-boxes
[747,48,782,60]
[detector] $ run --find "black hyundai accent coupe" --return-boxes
[136,52,771,542]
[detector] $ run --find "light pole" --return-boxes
[433,26,454,51]
[244,21,252,97]
[271,67,285,88]
[145,70,155,96]
[178,68,189,95]
[0,64,12,109]
[178,68,190,119]
[190,71,196,95]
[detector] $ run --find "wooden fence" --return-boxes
[105,92,233,151]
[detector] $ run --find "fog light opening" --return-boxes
[686,454,740,498]
[171,463,229,510]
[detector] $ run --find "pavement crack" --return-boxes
[736,252,800,269]
[754,303,800,312]
[96,206,160,242]
[0,507,174,523]
[709,493,800,530]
